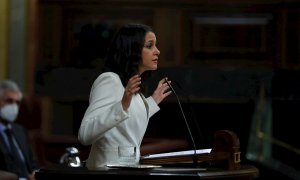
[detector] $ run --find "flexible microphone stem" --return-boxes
[164,78,198,166]
[173,80,204,148]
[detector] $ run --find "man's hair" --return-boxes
[0,80,23,99]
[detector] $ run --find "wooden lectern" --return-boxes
[34,130,259,180]
[140,130,241,170]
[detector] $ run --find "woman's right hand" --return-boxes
[122,75,141,111]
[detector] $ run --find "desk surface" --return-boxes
[35,164,259,180]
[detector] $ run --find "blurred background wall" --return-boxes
[1,0,300,179]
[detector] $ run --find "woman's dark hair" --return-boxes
[103,23,154,87]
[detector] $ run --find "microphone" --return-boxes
[164,77,198,166]
[172,80,204,148]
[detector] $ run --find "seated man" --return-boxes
[0,80,39,180]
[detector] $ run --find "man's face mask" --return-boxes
[0,104,19,123]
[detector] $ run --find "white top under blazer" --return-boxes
[78,72,160,170]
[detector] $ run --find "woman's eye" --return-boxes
[144,44,152,49]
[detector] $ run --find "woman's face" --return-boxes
[138,32,160,74]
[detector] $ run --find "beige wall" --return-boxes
[0,0,8,79]
[0,0,28,92]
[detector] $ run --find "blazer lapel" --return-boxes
[0,132,9,154]
[139,93,149,119]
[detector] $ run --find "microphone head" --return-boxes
[164,77,177,95]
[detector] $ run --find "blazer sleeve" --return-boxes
[78,73,129,145]
[146,96,160,118]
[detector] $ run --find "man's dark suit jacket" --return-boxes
[0,123,39,177]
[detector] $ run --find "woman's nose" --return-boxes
[155,47,160,55]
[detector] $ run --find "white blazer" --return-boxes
[78,72,160,169]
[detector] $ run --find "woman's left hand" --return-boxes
[152,77,172,104]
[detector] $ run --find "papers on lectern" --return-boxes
[141,148,212,159]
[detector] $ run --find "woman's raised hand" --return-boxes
[152,77,172,105]
[122,75,141,111]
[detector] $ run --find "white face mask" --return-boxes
[0,104,19,123]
